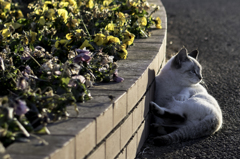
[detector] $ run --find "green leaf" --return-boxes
[95,22,99,26]
[34,126,50,135]
[61,77,70,86]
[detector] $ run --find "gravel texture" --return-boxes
[137,0,240,158]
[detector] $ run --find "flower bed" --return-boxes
[0,0,163,151]
[1,0,167,158]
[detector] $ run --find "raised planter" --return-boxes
[1,0,167,158]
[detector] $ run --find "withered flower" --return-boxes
[17,77,28,90]
[0,56,5,71]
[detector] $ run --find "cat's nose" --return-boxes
[197,74,202,80]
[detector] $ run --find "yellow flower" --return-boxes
[103,0,112,6]
[155,17,162,29]
[0,11,5,19]
[10,10,24,19]
[127,0,137,8]
[67,29,83,40]
[55,39,69,49]
[58,9,68,23]
[30,31,37,43]
[0,28,11,38]
[0,0,11,10]
[122,31,135,46]
[86,0,94,9]
[93,33,105,46]
[39,16,46,25]
[119,44,128,59]
[109,37,120,44]
[66,33,73,40]
[35,9,42,15]
[59,2,69,8]
[105,22,115,32]
[43,1,53,11]
[117,12,125,18]
[156,23,162,29]
[80,40,94,50]
[17,10,24,19]
[116,12,126,26]
[23,36,29,45]
[76,29,82,33]
[138,17,147,26]
[104,36,120,44]
[67,0,77,8]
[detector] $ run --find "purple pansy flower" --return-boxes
[113,69,124,83]
[73,49,92,63]
[14,100,29,116]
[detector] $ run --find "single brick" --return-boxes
[137,70,148,100]
[149,55,159,76]
[120,114,133,148]
[127,82,138,112]
[113,92,127,127]
[144,90,151,118]
[76,121,96,159]
[144,114,151,138]
[136,122,146,153]
[97,106,113,143]
[126,135,137,159]
[132,101,143,132]
[106,128,121,159]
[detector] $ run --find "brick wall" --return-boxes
[3,0,167,158]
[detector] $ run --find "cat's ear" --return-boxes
[188,50,199,60]
[172,48,188,69]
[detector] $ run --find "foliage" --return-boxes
[0,0,162,147]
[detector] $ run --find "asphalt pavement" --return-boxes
[138,0,240,158]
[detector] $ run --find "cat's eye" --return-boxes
[190,70,197,74]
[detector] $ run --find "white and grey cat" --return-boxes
[150,48,222,146]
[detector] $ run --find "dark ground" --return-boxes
[137,0,240,158]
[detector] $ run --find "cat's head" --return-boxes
[171,48,202,85]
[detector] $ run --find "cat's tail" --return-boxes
[153,115,222,146]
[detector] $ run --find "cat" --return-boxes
[150,48,222,146]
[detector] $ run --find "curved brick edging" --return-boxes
[2,0,167,159]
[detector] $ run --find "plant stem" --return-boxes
[27,52,41,68]
[81,17,91,40]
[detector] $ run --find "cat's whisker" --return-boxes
[200,79,208,89]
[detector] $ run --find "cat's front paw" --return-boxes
[150,102,164,115]
[174,94,189,101]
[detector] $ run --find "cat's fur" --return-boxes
[151,48,222,146]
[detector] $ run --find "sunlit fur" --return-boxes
[152,48,222,146]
